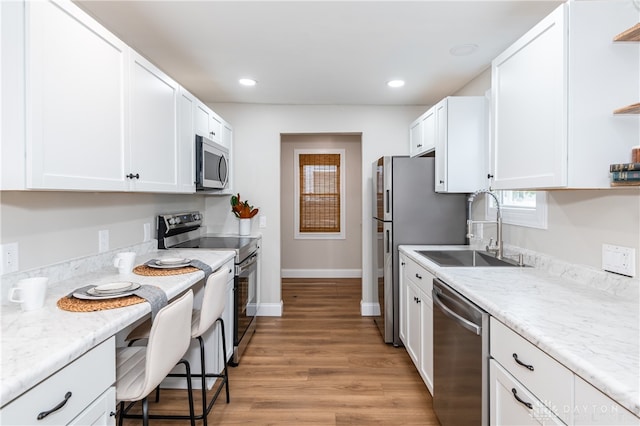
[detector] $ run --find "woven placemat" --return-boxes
[57,295,146,312]
[133,265,199,276]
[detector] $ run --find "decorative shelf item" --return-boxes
[613,103,640,115]
[614,22,640,41]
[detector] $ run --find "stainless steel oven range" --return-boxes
[157,211,259,366]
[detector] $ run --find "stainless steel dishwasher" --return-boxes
[432,278,489,426]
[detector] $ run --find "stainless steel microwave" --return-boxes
[195,135,229,191]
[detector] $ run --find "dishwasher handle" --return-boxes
[432,286,482,335]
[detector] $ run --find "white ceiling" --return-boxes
[74,1,564,106]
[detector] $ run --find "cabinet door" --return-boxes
[490,360,565,426]
[27,0,129,191]
[422,108,436,154]
[128,51,179,192]
[419,287,433,395]
[406,282,422,368]
[68,387,115,426]
[491,5,567,189]
[209,113,222,143]
[409,119,424,157]
[194,102,211,138]
[434,100,448,192]
[574,375,640,425]
[177,88,196,193]
[399,256,407,344]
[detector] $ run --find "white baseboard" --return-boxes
[281,269,362,278]
[360,301,380,316]
[257,301,283,317]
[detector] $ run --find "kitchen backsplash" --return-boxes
[0,241,157,305]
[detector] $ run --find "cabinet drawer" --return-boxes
[405,257,434,298]
[490,318,572,424]
[0,338,115,425]
[490,360,565,425]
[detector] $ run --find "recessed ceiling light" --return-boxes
[387,80,405,88]
[239,78,257,86]
[449,44,478,57]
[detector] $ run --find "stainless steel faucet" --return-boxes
[466,189,503,259]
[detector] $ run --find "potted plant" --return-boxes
[231,193,259,235]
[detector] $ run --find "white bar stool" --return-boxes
[116,290,195,426]
[126,268,230,426]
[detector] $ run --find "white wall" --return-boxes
[0,191,205,271]
[206,103,426,311]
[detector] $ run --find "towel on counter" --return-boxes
[189,259,213,281]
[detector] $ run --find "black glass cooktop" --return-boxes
[170,235,259,263]
[173,236,256,250]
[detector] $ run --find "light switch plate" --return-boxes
[602,244,636,277]
[1,242,19,274]
[98,230,109,253]
[143,223,151,242]
[259,215,267,228]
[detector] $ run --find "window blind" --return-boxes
[298,153,341,233]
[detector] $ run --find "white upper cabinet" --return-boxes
[194,101,222,143]
[409,108,436,157]
[2,0,232,194]
[490,1,640,189]
[26,0,129,191]
[177,88,196,193]
[128,51,180,192]
[434,96,486,193]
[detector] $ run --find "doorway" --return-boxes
[280,133,362,279]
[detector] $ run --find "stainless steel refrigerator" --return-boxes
[372,156,467,345]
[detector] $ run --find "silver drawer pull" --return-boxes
[37,391,72,420]
[512,353,535,371]
[511,388,533,409]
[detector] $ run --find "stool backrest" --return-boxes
[194,267,228,337]
[144,290,194,396]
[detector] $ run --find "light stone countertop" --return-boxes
[0,249,235,407]
[400,245,640,418]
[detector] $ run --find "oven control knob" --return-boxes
[174,217,182,224]
[168,218,176,225]
[193,213,201,221]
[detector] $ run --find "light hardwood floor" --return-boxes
[121,278,439,425]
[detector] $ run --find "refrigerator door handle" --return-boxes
[385,229,390,253]
[385,190,390,214]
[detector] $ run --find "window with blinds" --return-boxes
[294,149,345,239]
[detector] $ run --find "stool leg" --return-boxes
[179,359,196,426]
[142,397,149,426]
[219,317,230,403]
[197,336,208,426]
[118,401,124,426]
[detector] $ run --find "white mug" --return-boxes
[9,277,48,312]
[113,252,136,275]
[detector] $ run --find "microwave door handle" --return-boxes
[219,155,229,187]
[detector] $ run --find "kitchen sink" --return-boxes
[416,249,523,267]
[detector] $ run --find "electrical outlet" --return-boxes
[143,223,151,242]
[602,244,636,277]
[98,230,109,253]
[1,242,19,274]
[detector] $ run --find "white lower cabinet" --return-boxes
[490,360,565,425]
[489,317,640,425]
[0,338,115,425]
[68,387,115,426]
[573,376,640,426]
[399,254,434,395]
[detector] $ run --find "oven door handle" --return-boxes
[236,253,258,275]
